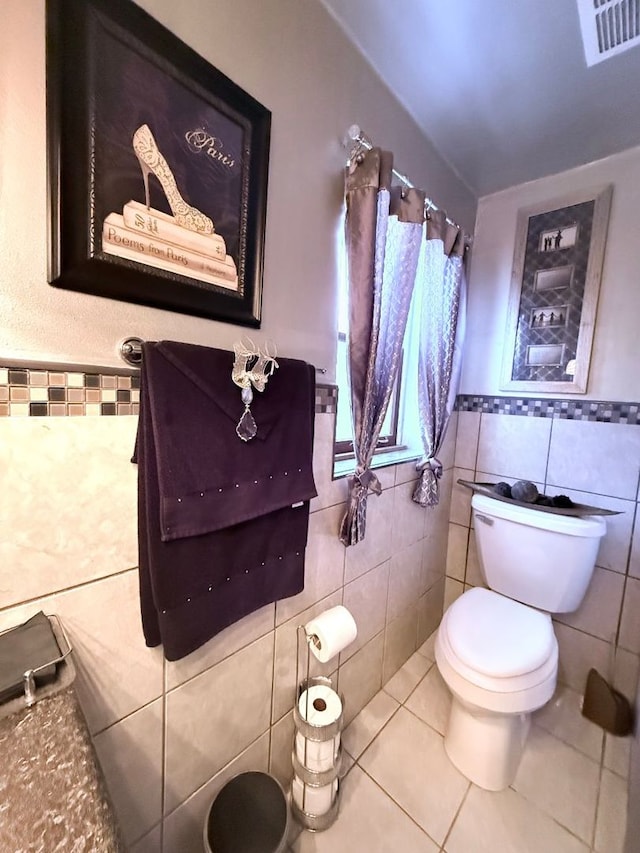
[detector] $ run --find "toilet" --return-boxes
[435,492,606,791]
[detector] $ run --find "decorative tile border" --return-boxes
[0,367,140,417]
[316,383,337,414]
[0,365,337,417]
[456,394,640,425]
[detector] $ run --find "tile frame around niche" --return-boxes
[0,366,337,417]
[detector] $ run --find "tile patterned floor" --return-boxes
[292,632,629,853]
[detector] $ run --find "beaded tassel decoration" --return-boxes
[231,338,279,441]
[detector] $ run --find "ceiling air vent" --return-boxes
[577,0,640,65]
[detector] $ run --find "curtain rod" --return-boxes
[344,125,470,241]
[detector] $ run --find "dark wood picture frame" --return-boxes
[46,0,270,327]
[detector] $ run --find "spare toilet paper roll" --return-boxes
[304,605,357,663]
[292,774,338,816]
[295,731,340,772]
[297,684,343,728]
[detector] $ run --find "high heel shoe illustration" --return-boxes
[132,124,215,235]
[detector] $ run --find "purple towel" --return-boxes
[135,341,317,660]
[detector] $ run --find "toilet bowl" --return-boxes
[436,587,558,790]
[434,492,605,790]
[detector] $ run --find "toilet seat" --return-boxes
[447,587,555,678]
[436,589,558,714]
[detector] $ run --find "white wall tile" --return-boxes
[446,523,469,582]
[440,410,458,471]
[629,508,640,578]
[164,634,273,812]
[338,632,385,725]
[341,560,389,662]
[454,411,481,470]
[0,416,138,608]
[382,605,418,684]
[543,488,634,574]
[391,481,426,550]
[0,571,164,734]
[421,520,447,595]
[619,576,640,654]
[163,734,269,853]
[93,700,163,847]
[554,567,625,643]
[465,530,485,588]
[611,645,640,699]
[547,419,640,500]
[554,622,612,692]
[417,577,445,646]
[477,412,552,483]
[269,710,295,790]
[450,468,474,526]
[276,503,345,625]
[443,577,464,612]
[387,540,423,621]
[344,487,394,584]
[310,413,348,513]
[395,459,420,486]
[604,732,631,779]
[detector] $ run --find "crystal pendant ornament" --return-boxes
[236,385,257,442]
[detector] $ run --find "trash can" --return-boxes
[203,771,290,853]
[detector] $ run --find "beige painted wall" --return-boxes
[462,144,640,401]
[0,0,475,375]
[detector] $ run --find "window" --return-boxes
[333,267,422,473]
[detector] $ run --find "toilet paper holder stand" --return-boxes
[291,624,344,832]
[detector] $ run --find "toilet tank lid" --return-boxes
[446,588,556,678]
[471,494,607,537]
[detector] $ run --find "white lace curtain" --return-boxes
[412,211,467,507]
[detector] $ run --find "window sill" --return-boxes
[333,446,421,481]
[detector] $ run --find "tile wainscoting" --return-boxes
[0,360,449,852]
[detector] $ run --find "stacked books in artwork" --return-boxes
[102,200,238,291]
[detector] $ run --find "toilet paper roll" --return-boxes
[304,605,357,663]
[297,684,343,728]
[295,731,340,772]
[292,774,338,816]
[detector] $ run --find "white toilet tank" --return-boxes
[472,493,606,613]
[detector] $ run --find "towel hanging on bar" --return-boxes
[134,340,317,660]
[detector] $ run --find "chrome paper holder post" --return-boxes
[291,625,343,832]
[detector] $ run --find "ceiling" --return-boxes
[319,0,640,196]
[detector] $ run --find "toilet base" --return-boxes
[444,695,531,791]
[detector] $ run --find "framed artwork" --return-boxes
[46,0,271,327]
[500,185,612,394]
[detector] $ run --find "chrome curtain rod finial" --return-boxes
[342,124,472,243]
